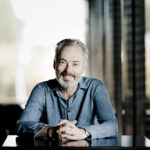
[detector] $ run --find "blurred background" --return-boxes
[0,0,149,145]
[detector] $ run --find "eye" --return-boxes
[60,60,66,65]
[73,63,79,67]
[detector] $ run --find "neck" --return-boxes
[61,85,78,100]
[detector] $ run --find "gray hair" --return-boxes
[55,38,89,61]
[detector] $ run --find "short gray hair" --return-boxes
[55,38,89,61]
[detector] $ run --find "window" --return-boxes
[0,0,87,105]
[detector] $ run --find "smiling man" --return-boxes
[16,39,118,141]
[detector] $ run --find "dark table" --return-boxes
[2,135,150,149]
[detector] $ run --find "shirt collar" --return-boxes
[48,77,87,92]
[78,77,88,89]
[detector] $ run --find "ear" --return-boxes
[83,61,88,73]
[53,60,56,69]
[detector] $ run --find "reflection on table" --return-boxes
[2,135,150,148]
[15,136,117,147]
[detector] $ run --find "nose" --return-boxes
[65,63,72,73]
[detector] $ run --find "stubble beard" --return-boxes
[56,72,81,90]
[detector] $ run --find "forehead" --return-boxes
[59,46,84,61]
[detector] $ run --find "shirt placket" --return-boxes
[66,101,70,120]
[66,96,74,120]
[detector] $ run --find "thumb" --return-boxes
[71,120,77,125]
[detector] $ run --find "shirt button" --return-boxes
[68,109,70,113]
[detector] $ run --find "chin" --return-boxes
[57,78,77,89]
[61,81,76,89]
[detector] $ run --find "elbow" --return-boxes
[112,119,118,137]
[15,121,23,136]
[106,119,118,137]
[15,121,30,136]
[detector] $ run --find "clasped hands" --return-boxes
[48,119,89,141]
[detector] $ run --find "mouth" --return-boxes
[61,72,74,81]
[63,75,74,81]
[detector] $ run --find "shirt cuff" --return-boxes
[34,124,49,138]
[78,125,97,139]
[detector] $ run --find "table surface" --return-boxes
[2,135,150,149]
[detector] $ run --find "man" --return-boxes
[16,39,118,141]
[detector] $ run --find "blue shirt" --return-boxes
[16,77,118,139]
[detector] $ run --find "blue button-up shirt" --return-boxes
[16,77,118,139]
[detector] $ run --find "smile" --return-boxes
[63,75,74,81]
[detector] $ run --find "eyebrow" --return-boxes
[60,58,80,63]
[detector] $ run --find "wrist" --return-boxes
[47,127,51,138]
[35,126,50,138]
[79,128,90,139]
[85,130,90,137]
[47,126,58,139]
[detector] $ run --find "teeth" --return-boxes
[64,76,71,78]
[64,75,72,80]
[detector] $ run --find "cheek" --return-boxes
[75,67,84,75]
[57,65,65,72]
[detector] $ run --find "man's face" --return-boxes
[55,46,87,89]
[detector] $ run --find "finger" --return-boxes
[66,122,77,128]
[58,120,77,126]
[57,126,75,136]
[58,133,68,141]
[59,133,72,141]
[59,139,68,145]
[58,122,76,129]
[57,126,68,133]
[60,134,77,141]
[59,123,76,131]
[71,120,77,125]
[57,119,68,126]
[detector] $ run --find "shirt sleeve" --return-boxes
[79,81,118,139]
[16,83,48,137]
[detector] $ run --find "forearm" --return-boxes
[79,120,118,139]
[16,121,48,137]
[89,82,118,139]
[16,121,58,140]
